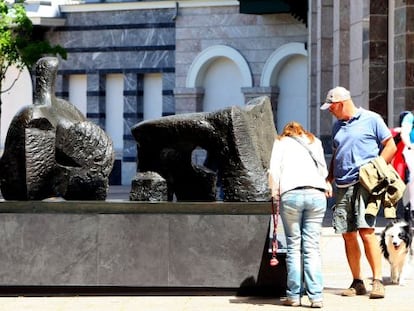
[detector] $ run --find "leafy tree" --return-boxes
[0,0,66,125]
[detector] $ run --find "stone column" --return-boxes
[86,73,104,128]
[394,2,414,113]
[123,73,141,185]
[241,86,279,117]
[367,0,388,121]
[174,87,205,114]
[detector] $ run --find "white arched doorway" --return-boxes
[202,57,244,111]
[186,45,252,111]
[261,42,308,133]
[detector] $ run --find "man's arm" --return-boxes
[380,136,397,163]
[324,150,335,198]
[326,149,335,183]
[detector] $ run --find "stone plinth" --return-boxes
[0,201,286,296]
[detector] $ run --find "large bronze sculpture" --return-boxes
[130,96,276,202]
[0,57,115,200]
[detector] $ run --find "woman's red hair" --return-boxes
[278,121,315,143]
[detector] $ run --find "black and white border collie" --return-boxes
[380,219,413,285]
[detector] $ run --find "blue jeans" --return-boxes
[280,188,326,302]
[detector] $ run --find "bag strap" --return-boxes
[289,136,325,169]
[270,196,279,266]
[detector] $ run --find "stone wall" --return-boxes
[174,5,307,113]
[45,8,177,184]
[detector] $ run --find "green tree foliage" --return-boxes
[0,0,66,100]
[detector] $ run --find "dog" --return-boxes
[380,219,413,285]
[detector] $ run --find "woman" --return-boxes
[268,121,331,308]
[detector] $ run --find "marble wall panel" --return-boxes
[407,34,414,60]
[55,28,175,49]
[371,0,387,14]
[87,74,100,92]
[394,62,407,90]
[60,51,174,72]
[405,88,414,110]
[124,96,139,114]
[407,62,414,87]
[369,15,388,41]
[320,39,333,68]
[369,41,387,65]
[0,210,280,288]
[349,21,363,62]
[123,138,137,158]
[97,215,169,286]
[369,91,387,120]
[124,73,138,91]
[407,6,414,31]
[168,215,268,287]
[86,96,100,114]
[394,35,406,62]
[394,6,406,35]
[162,73,175,90]
[393,89,407,123]
[63,9,175,25]
[0,214,98,285]
[162,95,175,115]
[175,40,201,53]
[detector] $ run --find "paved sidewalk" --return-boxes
[0,187,413,310]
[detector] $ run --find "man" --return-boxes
[321,86,397,299]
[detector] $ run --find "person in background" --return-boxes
[390,111,410,182]
[390,111,411,221]
[399,110,414,221]
[320,86,397,299]
[268,121,331,308]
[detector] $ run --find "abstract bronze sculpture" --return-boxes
[130,96,276,202]
[0,57,115,200]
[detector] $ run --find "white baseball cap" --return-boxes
[320,86,351,110]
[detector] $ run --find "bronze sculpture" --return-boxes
[130,96,276,202]
[0,57,115,200]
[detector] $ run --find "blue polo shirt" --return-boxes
[332,108,392,186]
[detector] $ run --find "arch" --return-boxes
[186,45,252,88]
[261,42,307,87]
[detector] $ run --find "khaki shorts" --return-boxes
[332,183,376,233]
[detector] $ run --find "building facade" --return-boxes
[1,0,413,185]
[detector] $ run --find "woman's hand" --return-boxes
[325,180,333,198]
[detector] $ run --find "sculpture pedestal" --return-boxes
[0,201,286,296]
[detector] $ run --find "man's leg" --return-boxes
[341,231,367,296]
[359,228,382,279]
[343,232,362,279]
[359,228,385,298]
[334,185,367,296]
